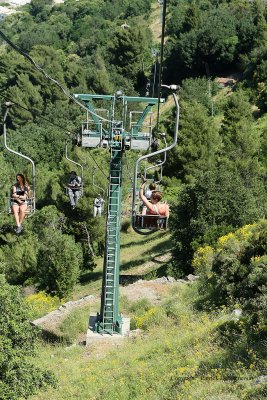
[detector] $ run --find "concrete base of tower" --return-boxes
[86,315,131,347]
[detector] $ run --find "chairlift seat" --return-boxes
[134,214,168,230]
[7,195,35,216]
[82,131,101,147]
[130,135,151,150]
[82,118,102,147]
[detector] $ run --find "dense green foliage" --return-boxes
[193,220,267,336]
[0,275,56,399]
[170,166,267,276]
[0,0,267,397]
[0,0,266,288]
[165,0,267,80]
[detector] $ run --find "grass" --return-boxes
[29,283,267,400]
[70,228,172,300]
[27,228,267,400]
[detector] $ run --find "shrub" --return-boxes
[0,275,56,399]
[131,307,166,330]
[37,229,82,298]
[193,220,267,332]
[26,291,62,320]
[170,166,266,277]
[121,218,132,233]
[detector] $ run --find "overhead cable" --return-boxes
[0,93,78,135]
[156,0,167,132]
[0,94,109,179]
[0,30,114,123]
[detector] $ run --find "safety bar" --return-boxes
[3,103,36,215]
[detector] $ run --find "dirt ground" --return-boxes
[33,276,179,334]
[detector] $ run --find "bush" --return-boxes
[121,218,132,233]
[37,229,82,298]
[26,291,62,319]
[170,167,267,277]
[193,221,267,332]
[0,275,56,399]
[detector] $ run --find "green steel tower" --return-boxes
[74,92,164,334]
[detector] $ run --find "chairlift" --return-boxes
[128,110,153,150]
[92,167,106,216]
[132,87,180,235]
[3,103,36,217]
[65,141,84,197]
[80,107,109,148]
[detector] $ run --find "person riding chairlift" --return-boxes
[67,171,82,209]
[93,194,105,218]
[141,181,157,214]
[139,175,169,218]
[11,173,29,234]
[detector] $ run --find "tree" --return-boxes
[170,166,267,277]
[219,90,261,177]
[0,275,56,399]
[1,232,39,285]
[166,0,187,38]
[37,229,82,297]
[86,52,112,94]
[124,0,152,18]
[182,0,201,33]
[174,6,238,74]
[180,76,217,112]
[7,74,43,128]
[29,0,53,21]
[107,23,152,82]
[252,0,267,46]
[165,100,220,183]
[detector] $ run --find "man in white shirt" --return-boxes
[93,194,105,217]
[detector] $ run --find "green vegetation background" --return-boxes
[0,0,267,398]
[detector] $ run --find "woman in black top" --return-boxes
[11,173,29,234]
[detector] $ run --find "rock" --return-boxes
[186,274,200,282]
[231,309,242,321]
[83,295,95,302]
[167,276,176,283]
[177,279,188,284]
[153,276,177,284]
[254,375,267,385]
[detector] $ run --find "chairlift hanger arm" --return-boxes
[3,103,36,214]
[132,89,180,235]
[134,90,179,188]
[145,135,167,176]
[92,167,105,197]
[3,106,35,176]
[65,142,84,183]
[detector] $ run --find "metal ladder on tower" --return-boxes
[102,143,122,334]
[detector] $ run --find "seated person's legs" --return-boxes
[74,190,81,206]
[12,204,20,226]
[19,203,27,225]
[68,189,75,207]
[93,206,97,218]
